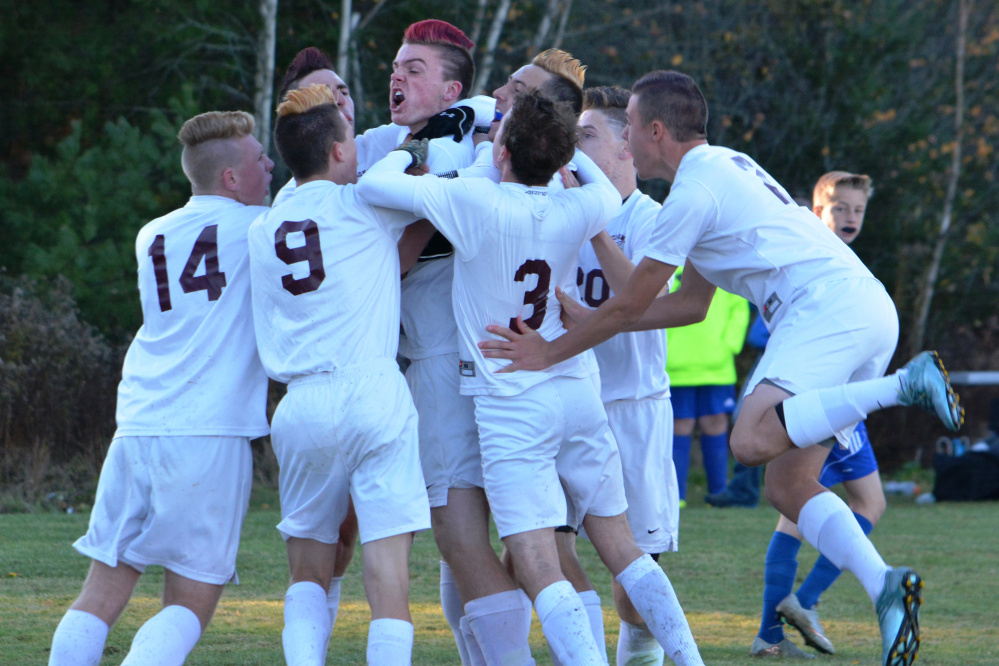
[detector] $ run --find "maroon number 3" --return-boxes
[511,259,552,330]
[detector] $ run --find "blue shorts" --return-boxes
[819,421,879,487]
[670,385,737,420]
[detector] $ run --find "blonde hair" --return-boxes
[277,84,339,117]
[812,171,874,207]
[177,111,256,191]
[532,49,586,88]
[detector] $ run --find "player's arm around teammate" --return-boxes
[49,111,273,666]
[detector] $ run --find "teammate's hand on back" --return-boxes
[559,166,580,189]
[396,138,430,170]
[555,286,592,330]
[481,316,551,373]
[413,106,475,143]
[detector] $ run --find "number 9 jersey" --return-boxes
[248,180,418,383]
[115,195,271,437]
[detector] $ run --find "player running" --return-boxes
[482,70,963,666]
[48,111,273,666]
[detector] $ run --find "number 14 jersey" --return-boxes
[116,195,271,437]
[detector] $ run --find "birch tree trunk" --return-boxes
[253,0,278,157]
[530,0,561,56]
[551,0,573,49]
[909,0,970,356]
[468,0,490,49]
[473,0,513,96]
[337,0,353,85]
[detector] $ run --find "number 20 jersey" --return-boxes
[115,195,271,437]
[248,180,416,384]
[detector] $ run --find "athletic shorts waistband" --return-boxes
[288,358,400,389]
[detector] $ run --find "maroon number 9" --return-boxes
[275,219,326,295]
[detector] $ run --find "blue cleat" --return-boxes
[898,351,964,431]
[876,567,922,666]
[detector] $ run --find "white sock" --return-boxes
[327,576,343,629]
[534,580,604,666]
[798,492,889,603]
[460,615,488,666]
[283,581,331,666]
[367,618,414,666]
[616,619,664,666]
[616,555,703,666]
[466,590,536,665]
[440,562,472,664]
[577,590,607,662]
[783,374,903,447]
[49,609,109,666]
[120,605,202,666]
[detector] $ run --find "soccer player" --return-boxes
[481,70,963,666]
[48,110,273,666]
[248,85,431,666]
[753,171,889,658]
[358,90,703,666]
[573,85,684,666]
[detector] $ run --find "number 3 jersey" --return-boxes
[646,144,872,331]
[115,196,271,437]
[358,149,620,397]
[248,180,417,384]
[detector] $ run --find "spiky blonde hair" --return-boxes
[812,171,873,207]
[532,49,586,89]
[277,83,339,117]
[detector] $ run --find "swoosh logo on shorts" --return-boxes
[647,527,660,534]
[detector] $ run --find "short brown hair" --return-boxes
[502,90,577,186]
[177,111,256,191]
[404,20,475,100]
[632,70,707,142]
[812,171,874,207]
[274,85,348,181]
[532,49,586,116]
[582,86,630,131]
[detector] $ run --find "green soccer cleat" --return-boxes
[876,567,923,666]
[750,636,815,659]
[898,351,964,431]
[777,594,834,655]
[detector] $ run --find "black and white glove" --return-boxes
[396,138,430,170]
[413,106,475,143]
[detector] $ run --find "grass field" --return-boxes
[1,491,997,665]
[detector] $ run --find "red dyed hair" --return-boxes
[278,47,336,102]
[402,20,475,99]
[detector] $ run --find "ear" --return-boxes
[812,204,823,218]
[618,138,633,161]
[495,143,510,164]
[331,141,345,165]
[442,81,462,104]
[222,167,239,193]
[650,120,668,142]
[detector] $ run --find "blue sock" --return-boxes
[796,511,873,609]
[759,531,801,644]
[672,434,692,500]
[700,432,730,495]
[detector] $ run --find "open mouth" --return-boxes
[391,89,405,110]
[841,226,857,235]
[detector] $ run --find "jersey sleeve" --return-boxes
[456,141,501,182]
[624,199,660,264]
[645,180,716,267]
[559,149,621,238]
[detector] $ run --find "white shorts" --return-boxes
[406,353,483,508]
[746,277,898,446]
[605,397,679,553]
[272,359,431,545]
[474,375,628,539]
[74,435,252,585]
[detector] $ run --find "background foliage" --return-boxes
[0,0,997,484]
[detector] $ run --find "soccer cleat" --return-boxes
[621,653,666,666]
[876,567,923,666]
[776,594,834,654]
[898,351,964,431]
[750,636,815,659]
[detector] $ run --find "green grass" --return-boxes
[1,493,997,665]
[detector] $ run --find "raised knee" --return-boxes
[730,432,764,467]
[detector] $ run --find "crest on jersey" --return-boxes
[459,360,476,377]
[762,292,783,323]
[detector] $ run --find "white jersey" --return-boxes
[645,144,872,330]
[358,149,620,396]
[115,196,270,437]
[576,191,670,402]
[272,122,404,206]
[248,180,416,383]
